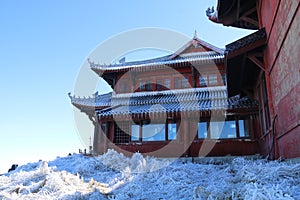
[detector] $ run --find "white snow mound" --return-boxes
[0,150,300,200]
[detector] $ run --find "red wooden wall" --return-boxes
[258,0,300,158]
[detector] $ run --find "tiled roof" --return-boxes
[90,51,224,73]
[226,28,266,53]
[69,87,258,116]
[69,92,111,108]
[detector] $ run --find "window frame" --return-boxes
[113,121,131,144]
[156,79,164,91]
[118,79,130,93]
[197,121,208,139]
[221,74,227,85]
[182,76,190,88]
[167,122,177,140]
[196,117,252,140]
[139,80,146,91]
[164,78,171,89]
[174,77,181,89]
[145,80,153,91]
[208,74,218,86]
[129,120,177,142]
[199,74,208,87]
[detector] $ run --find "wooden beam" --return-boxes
[236,0,241,19]
[248,55,266,71]
[227,37,266,59]
[241,7,257,18]
[239,55,247,94]
[241,88,254,97]
[240,16,259,27]
[249,52,264,58]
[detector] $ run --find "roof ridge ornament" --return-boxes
[206,6,217,22]
[193,30,198,47]
[206,6,215,17]
[193,30,198,39]
[87,58,96,66]
[67,92,72,99]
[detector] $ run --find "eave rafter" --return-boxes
[247,53,265,72]
[240,7,259,27]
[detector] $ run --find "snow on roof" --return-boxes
[112,86,226,99]
[90,51,224,72]
[70,87,258,116]
[1,149,300,199]
[89,35,225,73]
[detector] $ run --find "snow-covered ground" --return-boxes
[1,149,300,200]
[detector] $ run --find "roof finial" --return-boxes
[194,30,198,39]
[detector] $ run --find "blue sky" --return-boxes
[0,0,253,173]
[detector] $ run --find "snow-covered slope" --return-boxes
[1,149,300,200]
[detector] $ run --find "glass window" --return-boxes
[168,123,177,140]
[210,121,237,139]
[174,77,181,89]
[239,119,251,137]
[156,80,163,90]
[131,125,140,141]
[164,78,171,89]
[209,74,218,86]
[139,81,145,91]
[98,123,107,143]
[142,124,165,141]
[199,75,207,87]
[101,123,106,133]
[221,74,226,85]
[146,80,152,91]
[118,80,129,93]
[114,122,130,143]
[182,77,189,88]
[198,122,207,139]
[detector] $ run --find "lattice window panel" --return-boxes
[113,121,130,144]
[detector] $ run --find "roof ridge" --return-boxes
[90,53,224,72]
[112,86,227,99]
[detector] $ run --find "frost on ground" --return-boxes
[1,149,300,200]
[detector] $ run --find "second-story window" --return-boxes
[156,79,163,90]
[164,78,171,89]
[138,79,153,91]
[146,80,153,91]
[209,74,218,86]
[199,75,208,87]
[182,76,189,88]
[199,74,224,87]
[139,81,145,91]
[174,77,181,89]
[118,80,130,93]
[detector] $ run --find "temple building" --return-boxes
[207,0,300,159]
[69,34,261,157]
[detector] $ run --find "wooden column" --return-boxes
[130,71,136,92]
[102,121,108,154]
[182,117,190,157]
[93,117,99,154]
[109,121,115,145]
[191,66,197,88]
